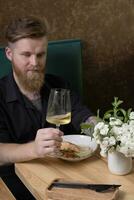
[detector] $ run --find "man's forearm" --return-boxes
[0,142,37,165]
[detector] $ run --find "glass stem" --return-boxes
[56,124,60,129]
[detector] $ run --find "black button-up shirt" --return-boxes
[0,72,92,176]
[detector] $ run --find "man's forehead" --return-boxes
[9,37,48,50]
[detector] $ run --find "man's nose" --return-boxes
[30,55,38,66]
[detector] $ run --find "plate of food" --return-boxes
[59,135,98,161]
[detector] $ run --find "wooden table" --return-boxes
[15,155,134,200]
[0,178,16,200]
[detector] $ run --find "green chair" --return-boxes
[0,39,83,95]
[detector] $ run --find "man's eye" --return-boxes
[22,53,31,57]
[37,53,45,58]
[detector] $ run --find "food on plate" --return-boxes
[61,141,80,152]
[60,141,92,159]
[60,141,80,158]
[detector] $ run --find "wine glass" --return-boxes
[46,88,71,129]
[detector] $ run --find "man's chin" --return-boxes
[13,66,45,92]
[25,79,44,92]
[20,73,45,92]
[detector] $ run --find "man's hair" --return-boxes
[5,16,48,43]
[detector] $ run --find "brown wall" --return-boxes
[0,0,134,114]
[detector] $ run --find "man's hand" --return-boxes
[34,128,63,158]
[0,128,63,165]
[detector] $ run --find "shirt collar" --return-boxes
[5,72,50,105]
[5,72,22,103]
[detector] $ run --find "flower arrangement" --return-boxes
[93,97,134,157]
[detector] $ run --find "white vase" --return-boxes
[108,150,132,175]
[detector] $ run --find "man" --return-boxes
[0,16,96,199]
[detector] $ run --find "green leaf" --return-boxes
[80,123,93,129]
[119,108,126,117]
[127,108,132,116]
[103,113,112,120]
[112,97,123,109]
[117,116,124,121]
[97,109,100,119]
[126,108,132,122]
[103,109,113,120]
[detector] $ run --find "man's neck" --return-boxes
[21,90,41,101]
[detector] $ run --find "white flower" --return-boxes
[109,117,122,126]
[129,120,134,126]
[93,114,134,157]
[94,122,109,136]
[101,137,109,148]
[129,112,134,120]
[100,127,109,135]
[94,122,105,130]
[86,98,134,158]
[109,136,116,145]
[112,126,122,136]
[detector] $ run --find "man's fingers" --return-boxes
[37,128,64,141]
[34,128,64,158]
[40,140,62,148]
[38,145,61,157]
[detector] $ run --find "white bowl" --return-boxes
[59,134,98,161]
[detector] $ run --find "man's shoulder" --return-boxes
[0,76,8,92]
[0,74,12,99]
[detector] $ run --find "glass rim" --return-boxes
[50,88,70,92]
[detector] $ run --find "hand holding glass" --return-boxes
[46,88,71,129]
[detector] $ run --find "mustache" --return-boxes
[28,66,45,72]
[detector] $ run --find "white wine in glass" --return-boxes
[46,88,71,129]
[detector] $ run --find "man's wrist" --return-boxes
[85,116,98,125]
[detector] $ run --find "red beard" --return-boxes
[13,64,45,92]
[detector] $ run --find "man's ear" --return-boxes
[5,47,13,61]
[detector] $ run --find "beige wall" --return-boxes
[0,0,134,113]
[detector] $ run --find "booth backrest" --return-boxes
[0,39,83,95]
